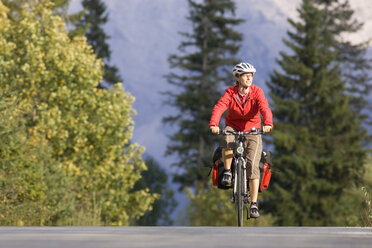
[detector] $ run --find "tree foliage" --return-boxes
[163,0,243,190]
[133,156,177,226]
[264,0,370,226]
[0,0,155,225]
[2,0,69,14]
[360,155,372,227]
[2,0,86,38]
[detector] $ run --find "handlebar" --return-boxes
[218,128,264,136]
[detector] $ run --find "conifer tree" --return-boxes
[264,0,369,226]
[76,0,122,87]
[317,0,372,141]
[163,0,243,189]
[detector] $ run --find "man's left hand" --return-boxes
[262,125,272,133]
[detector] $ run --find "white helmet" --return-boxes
[232,63,256,77]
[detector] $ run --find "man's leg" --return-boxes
[222,148,233,170]
[221,126,235,186]
[221,148,233,185]
[249,179,259,202]
[245,135,262,218]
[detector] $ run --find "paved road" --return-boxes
[0,226,371,248]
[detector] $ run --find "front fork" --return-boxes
[241,157,249,203]
[233,159,238,195]
[233,157,248,203]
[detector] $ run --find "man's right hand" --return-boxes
[210,126,220,134]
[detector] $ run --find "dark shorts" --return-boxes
[221,126,262,179]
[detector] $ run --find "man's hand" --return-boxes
[262,125,272,133]
[210,126,220,134]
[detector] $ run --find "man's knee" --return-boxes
[221,126,236,149]
[222,148,234,160]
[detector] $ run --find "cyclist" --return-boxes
[209,62,273,218]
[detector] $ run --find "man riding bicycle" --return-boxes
[209,62,273,218]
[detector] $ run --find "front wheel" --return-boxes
[236,159,244,226]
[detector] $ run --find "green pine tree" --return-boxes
[264,0,369,226]
[76,0,122,87]
[316,0,372,141]
[163,0,243,190]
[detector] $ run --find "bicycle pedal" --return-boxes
[247,213,256,220]
[247,213,258,220]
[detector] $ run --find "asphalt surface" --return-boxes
[0,226,371,248]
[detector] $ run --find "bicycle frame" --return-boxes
[220,128,263,226]
[232,141,248,204]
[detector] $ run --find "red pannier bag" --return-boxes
[212,160,218,186]
[259,150,273,192]
[210,147,231,190]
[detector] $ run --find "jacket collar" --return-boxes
[232,85,253,110]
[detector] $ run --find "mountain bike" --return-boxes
[219,127,264,227]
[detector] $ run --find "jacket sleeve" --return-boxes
[209,89,231,127]
[256,88,274,128]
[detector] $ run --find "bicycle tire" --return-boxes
[237,158,244,226]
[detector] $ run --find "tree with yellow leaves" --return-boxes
[0,0,155,225]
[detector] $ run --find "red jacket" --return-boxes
[209,85,273,131]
